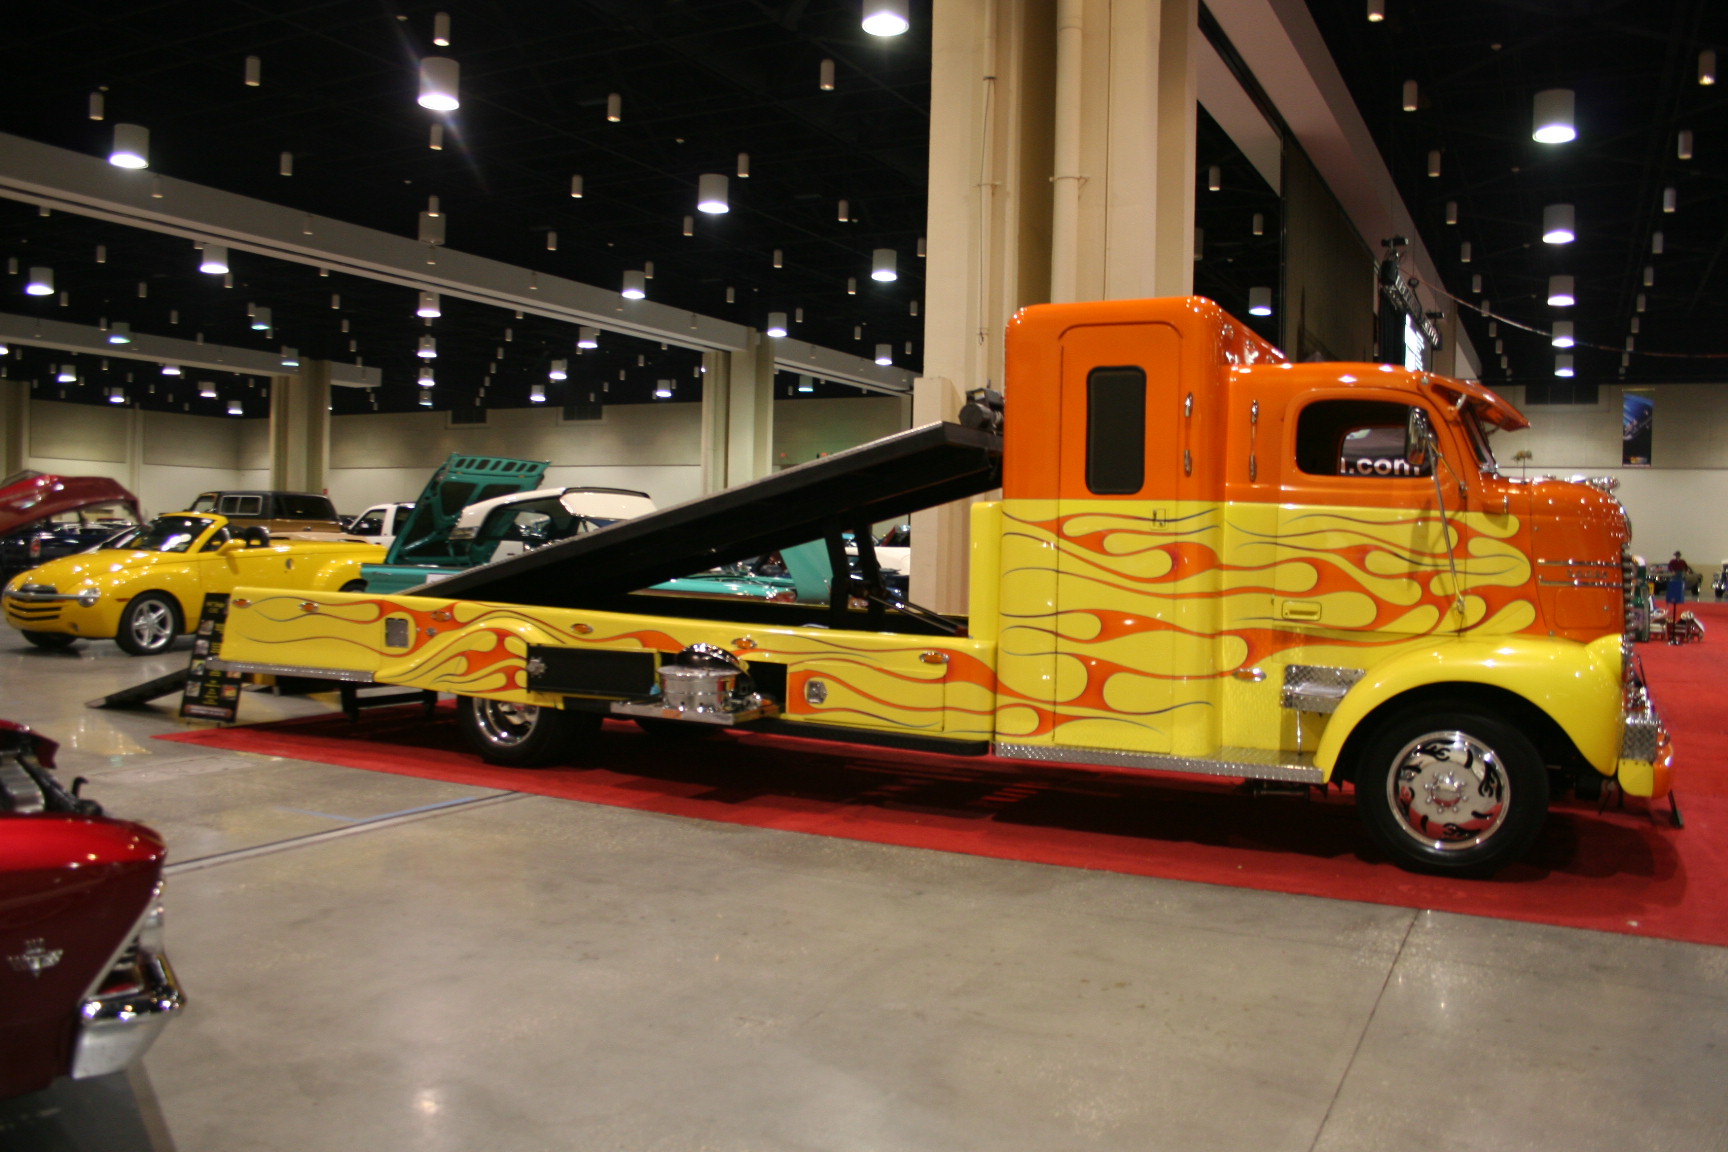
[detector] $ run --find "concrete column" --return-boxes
[0,379,27,476]
[268,361,330,494]
[699,349,731,493]
[724,333,774,487]
[918,0,1199,612]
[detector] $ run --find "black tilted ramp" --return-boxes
[421,422,1003,608]
[86,667,190,709]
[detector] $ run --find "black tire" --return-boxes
[21,630,78,650]
[340,579,367,593]
[1354,705,1548,875]
[456,695,598,767]
[114,593,182,656]
[633,716,720,741]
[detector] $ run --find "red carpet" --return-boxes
[158,607,1728,947]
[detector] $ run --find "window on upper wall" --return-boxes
[1085,366,1147,494]
[1295,399,1432,478]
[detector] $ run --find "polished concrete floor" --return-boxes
[5,635,1728,1152]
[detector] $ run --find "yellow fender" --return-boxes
[1314,633,1625,778]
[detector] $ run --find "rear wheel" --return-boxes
[114,593,181,656]
[21,630,78,650]
[340,580,367,593]
[1354,706,1548,875]
[457,696,597,767]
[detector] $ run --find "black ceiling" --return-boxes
[1305,0,1728,388]
[0,0,931,415]
[2,1,1723,419]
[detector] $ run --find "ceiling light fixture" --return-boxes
[549,359,568,381]
[1551,320,1575,348]
[161,363,181,376]
[198,381,217,398]
[683,216,694,236]
[1702,49,1717,86]
[89,91,104,120]
[418,365,435,386]
[1532,89,1576,144]
[1207,165,1221,191]
[250,306,271,331]
[108,387,125,404]
[607,92,622,122]
[419,387,434,407]
[578,326,599,349]
[1402,80,1418,111]
[697,173,729,214]
[736,152,750,178]
[766,311,788,338]
[107,321,131,344]
[1637,293,1647,312]
[1541,203,1575,244]
[433,12,451,47]
[1652,231,1664,254]
[874,344,893,366]
[862,0,909,36]
[228,399,244,416]
[245,56,261,87]
[871,248,898,281]
[418,335,438,359]
[280,347,299,368]
[418,57,460,111]
[530,383,546,403]
[1678,129,1694,160]
[621,270,647,299]
[1426,150,1441,177]
[1471,273,1482,293]
[417,291,441,318]
[820,59,836,90]
[569,174,583,198]
[199,245,229,274]
[429,124,443,150]
[1248,287,1273,316]
[108,123,149,169]
[1554,353,1574,378]
[57,365,77,383]
[24,267,53,296]
[655,380,674,399]
[1367,0,1385,20]
[1663,187,1677,213]
[1460,241,1472,263]
[1547,274,1575,306]
[1251,213,1264,236]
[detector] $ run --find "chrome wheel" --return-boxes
[471,699,542,749]
[115,594,181,655]
[1385,730,1509,851]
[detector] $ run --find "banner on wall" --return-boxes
[1623,393,1654,466]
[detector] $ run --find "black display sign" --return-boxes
[180,593,243,722]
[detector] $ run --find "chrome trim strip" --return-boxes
[995,741,1324,785]
[1536,558,1620,569]
[205,659,376,683]
[2,588,81,602]
[1537,578,1623,588]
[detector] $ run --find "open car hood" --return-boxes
[0,474,141,537]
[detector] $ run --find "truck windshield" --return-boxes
[125,516,214,553]
[1460,406,1499,475]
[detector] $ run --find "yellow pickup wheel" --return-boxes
[115,593,182,656]
[1355,706,1549,875]
[456,696,597,767]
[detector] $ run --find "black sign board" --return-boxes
[179,593,243,722]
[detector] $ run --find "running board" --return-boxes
[993,742,1325,785]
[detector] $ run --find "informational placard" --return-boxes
[1623,392,1654,466]
[180,593,243,722]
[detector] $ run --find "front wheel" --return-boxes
[1354,707,1548,875]
[456,695,598,767]
[114,593,182,656]
[340,579,367,593]
[21,630,78,650]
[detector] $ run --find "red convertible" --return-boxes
[0,720,184,1098]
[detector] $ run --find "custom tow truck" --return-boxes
[208,297,1672,874]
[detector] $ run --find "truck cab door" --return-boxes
[1048,323,1186,755]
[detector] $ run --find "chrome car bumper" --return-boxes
[69,902,186,1080]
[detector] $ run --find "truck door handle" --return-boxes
[1280,600,1321,621]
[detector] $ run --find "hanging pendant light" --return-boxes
[418,387,434,407]
[250,306,272,331]
[871,248,898,282]
[765,312,788,338]
[107,321,132,344]
[697,173,729,214]
[418,57,460,111]
[1251,213,1264,236]
[820,59,836,90]
[1402,80,1418,112]
[578,326,599,349]
[418,365,435,386]
[57,365,77,383]
[1554,353,1575,378]
[862,0,909,36]
[1426,150,1441,177]
[107,387,125,404]
[417,291,441,318]
[108,123,149,169]
[1702,49,1717,86]
[530,384,547,403]
[736,152,750,178]
[1551,321,1575,348]
[24,267,53,296]
[1541,204,1575,244]
[1367,0,1385,21]
[549,360,568,381]
[1207,165,1221,191]
[654,380,674,399]
[1248,287,1273,316]
[1460,242,1472,263]
[1532,89,1576,144]
[279,348,299,368]
[874,344,893,366]
[228,399,244,415]
[161,363,182,376]
[433,12,452,47]
[200,245,229,274]
[606,93,622,122]
[418,335,438,359]
[1677,130,1694,160]
[621,270,647,299]
[1547,275,1575,306]
[1663,187,1677,213]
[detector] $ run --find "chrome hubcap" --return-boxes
[1386,730,1510,852]
[131,602,174,649]
[472,700,540,748]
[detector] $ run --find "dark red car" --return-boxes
[0,720,184,1099]
[0,471,143,582]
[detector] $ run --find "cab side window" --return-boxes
[1295,400,1432,479]
[1085,366,1146,494]
[199,527,231,551]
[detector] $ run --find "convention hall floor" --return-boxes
[5,638,1727,1152]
